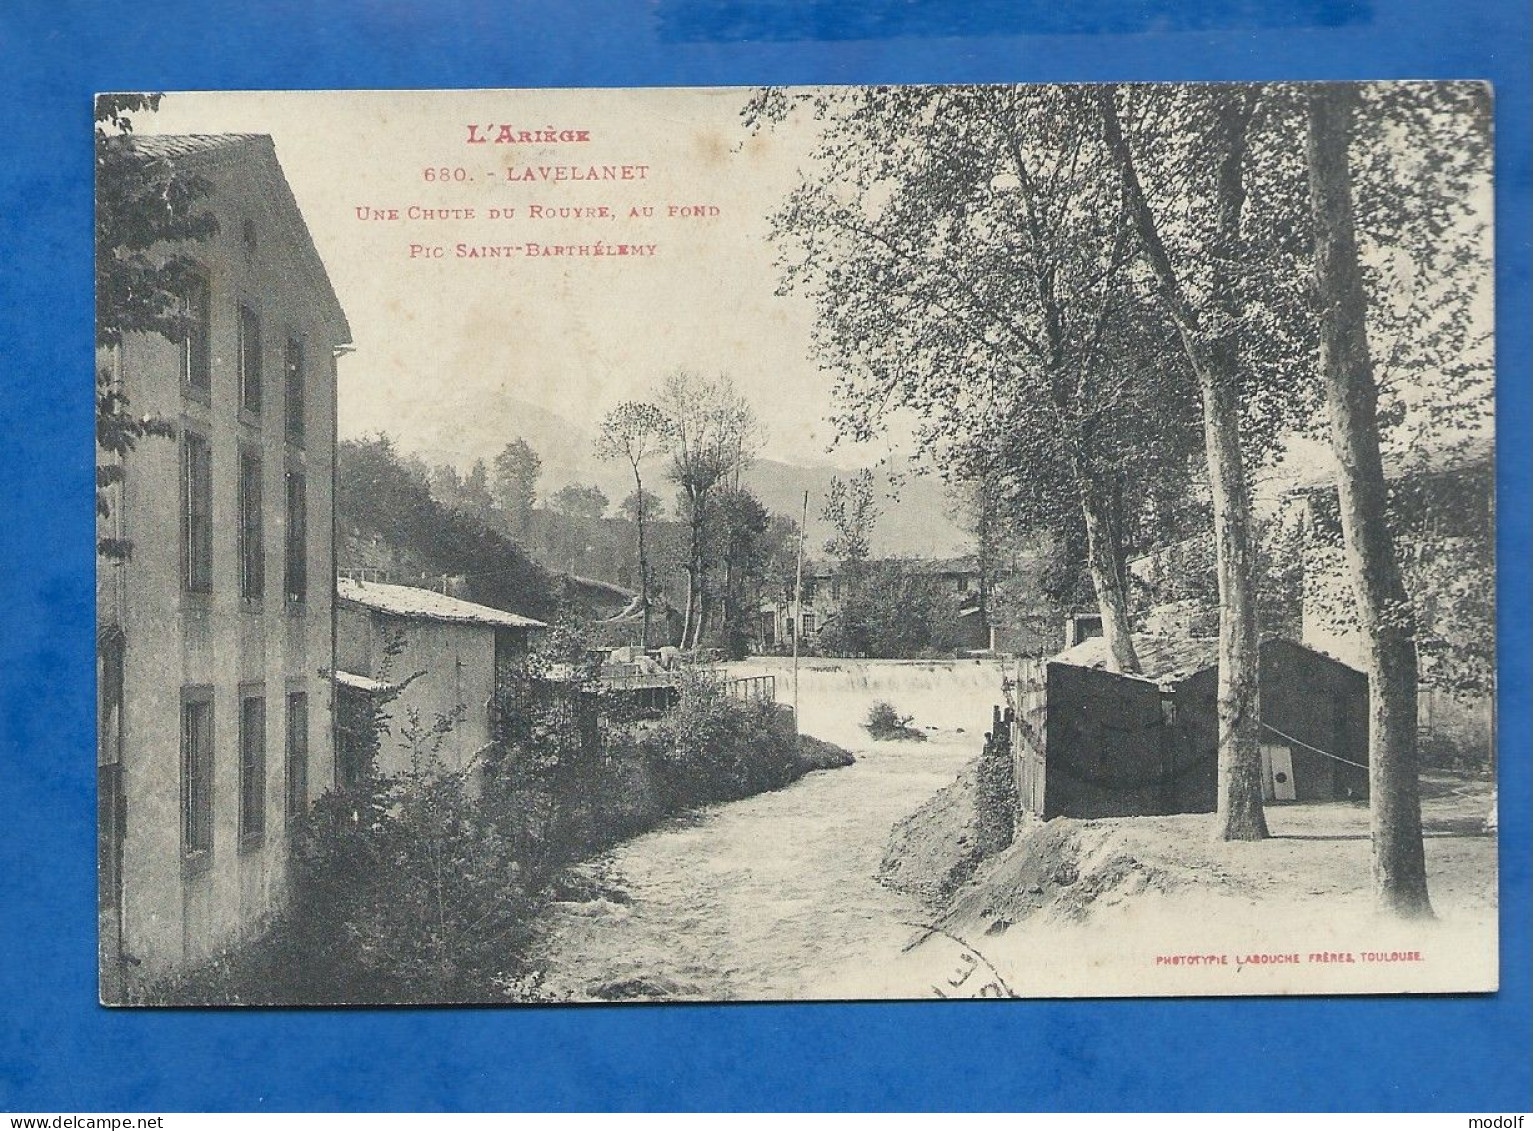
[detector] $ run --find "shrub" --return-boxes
[639,673,797,805]
[865,699,927,741]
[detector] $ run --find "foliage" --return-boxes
[95,93,218,559]
[548,483,610,520]
[976,726,1018,854]
[657,369,764,648]
[638,673,799,804]
[864,699,926,742]
[338,433,559,620]
[704,486,774,658]
[619,487,664,523]
[817,560,967,659]
[822,469,879,566]
[492,438,542,530]
[746,84,1210,670]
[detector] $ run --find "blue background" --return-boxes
[0,0,1527,1113]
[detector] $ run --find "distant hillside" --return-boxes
[353,390,970,559]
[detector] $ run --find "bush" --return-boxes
[639,673,798,805]
[865,699,927,741]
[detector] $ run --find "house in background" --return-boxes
[335,578,547,780]
[757,556,993,653]
[96,134,350,992]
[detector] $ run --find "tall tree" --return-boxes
[657,369,761,648]
[596,401,672,648]
[1305,84,1431,916]
[462,459,497,526]
[95,93,218,559]
[749,85,1212,675]
[1100,85,1271,841]
[548,483,609,521]
[821,469,880,567]
[492,438,542,532]
[708,486,772,658]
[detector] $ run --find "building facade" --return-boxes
[335,579,547,780]
[97,134,350,992]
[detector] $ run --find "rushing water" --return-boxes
[531,659,1006,1001]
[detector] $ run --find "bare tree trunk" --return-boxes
[632,463,651,649]
[683,495,707,649]
[1077,472,1140,674]
[1305,83,1432,918]
[1101,87,1268,841]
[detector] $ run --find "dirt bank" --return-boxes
[867,771,1498,998]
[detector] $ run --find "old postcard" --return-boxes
[95,83,1496,1005]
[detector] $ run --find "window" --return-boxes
[239,691,266,846]
[238,449,264,600]
[284,336,305,444]
[285,691,308,823]
[957,575,971,594]
[830,577,841,602]
[284,469,307,603]
[180,690,214,866]
[238,304,262,416]
[180,273,212,397]
[181,431,212,594]
[801,613,817,638]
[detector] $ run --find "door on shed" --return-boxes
[1260,743,1297,802]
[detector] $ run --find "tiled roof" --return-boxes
[338,578,547,630]
[1053,633,1221,686]
[124,133,270,159]
[1053,633,1362,687]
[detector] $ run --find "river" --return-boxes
[530,658,1007,1001]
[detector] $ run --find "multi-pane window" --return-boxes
[801,613,817,638]
[238,304,262,416]
[239,692,266,845]
[238,449,264,599]
[284,336,305,445]
[285,692,308,823]
[181,691,214,864]
[181,431,213,594]
[284,469,307,603]
[180,273,212,397]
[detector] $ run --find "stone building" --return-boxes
[96,134,350,993]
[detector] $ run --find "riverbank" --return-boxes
[868,770,1498,998]
[526,659,996,1001]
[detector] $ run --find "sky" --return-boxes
[143,87,892,471]
[140,85,1495,495]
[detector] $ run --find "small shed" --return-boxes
[1014,634,1369,820]
[336,578,548,777]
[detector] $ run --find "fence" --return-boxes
[1001,657,1048,817]
[722,674,776,704]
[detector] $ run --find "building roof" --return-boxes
[1054,632,1362,688]
[1054,634,1221,686]
[565,574,636,600]
[334,670,395,694]
[338,578,547,630]
[122,132,351,343]
[125,133,270,160]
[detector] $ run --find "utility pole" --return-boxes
[792,489,808,746]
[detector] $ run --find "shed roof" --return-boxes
[1054,634,1220,686]
[338,578,547,630]
[1054,632,1363,688]
[334,670,395,694]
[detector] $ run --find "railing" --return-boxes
[723,674,776,704]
